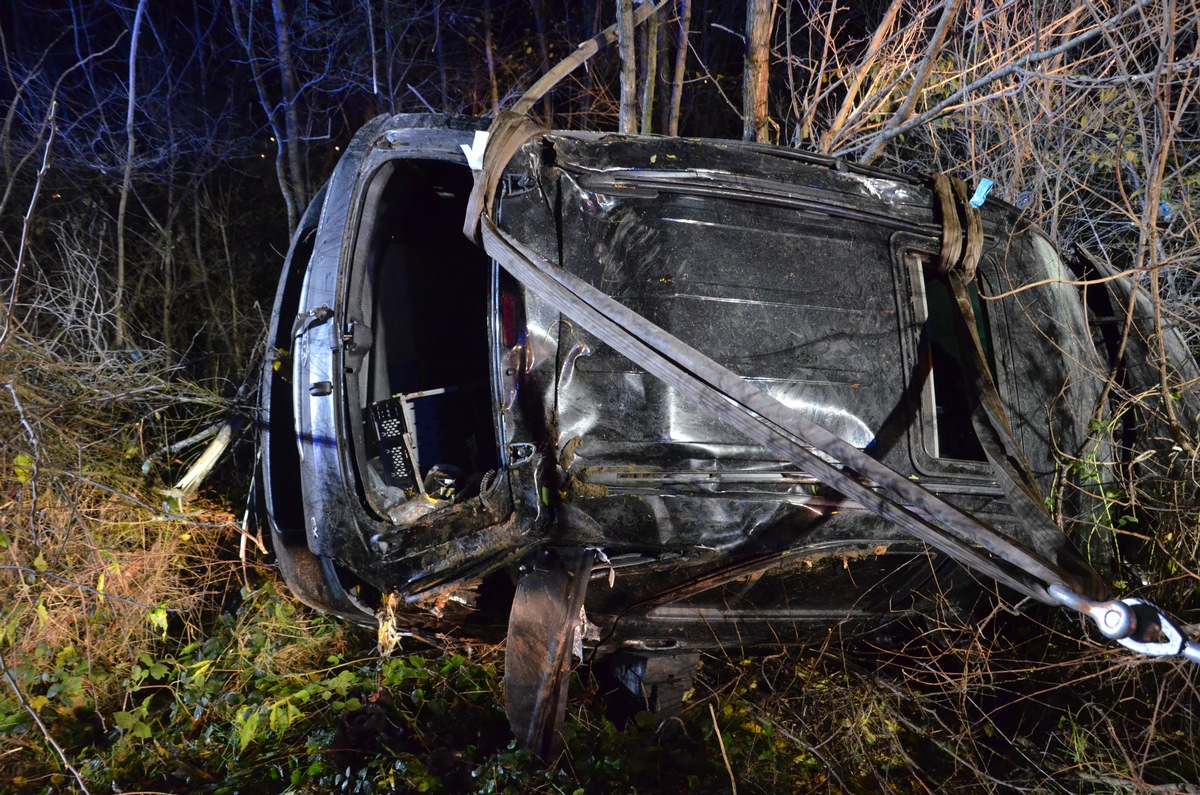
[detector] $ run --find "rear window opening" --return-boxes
[347,158,499,516]
[913,258,995,463]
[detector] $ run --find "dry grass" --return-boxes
[0,280,241,714]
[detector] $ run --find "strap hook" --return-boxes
[1049,584,1200,663]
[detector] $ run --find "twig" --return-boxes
[0,646,93,795]
[851,0,1153,156]
[980,264,1160,301]
[0,566,183,612]
[0,99,56,355]
[406,83,437,113]
[4,382,42,543]
[739,701,848,791]
[820,0,904,153]
[709,702,737,794]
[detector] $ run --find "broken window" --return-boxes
[906,252,997,464]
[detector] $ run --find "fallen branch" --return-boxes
[141,421,226,472]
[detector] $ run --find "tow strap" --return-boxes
[467,112,1095,605]
[464,112,1200,667]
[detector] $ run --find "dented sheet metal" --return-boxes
[476,114,1104,605]
[261,110,1200,676]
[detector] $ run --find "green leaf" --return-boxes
[147,607,169,640]
[114,711,139,731]
[13,454,33,484]
[32,553,47,572]
[237,709,260,751]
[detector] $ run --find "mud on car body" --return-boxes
[260,113,1198,753]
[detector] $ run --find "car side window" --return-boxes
[897,241,1003,475]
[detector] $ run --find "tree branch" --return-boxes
[852,0,1153,158]
[862,0,964,164]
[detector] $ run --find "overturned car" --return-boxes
[260,112,1198,754]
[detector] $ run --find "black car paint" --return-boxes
[261,113,1154,654]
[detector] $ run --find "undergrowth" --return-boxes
[2,243,1199,795]
[2,335,1199,794]
[1,251,1199,793]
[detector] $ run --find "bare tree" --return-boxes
[114,0,148,348]
[230,0,299,236]
[817,0,904,153]
[618,0,637,132]
[743,0,776,142]
[861,0,963,164]
[639,3,659,133]
[483,0,500,113]
[271,0,307,216]
[667,0,691,136]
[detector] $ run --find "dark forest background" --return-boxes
[2,1,1200,792]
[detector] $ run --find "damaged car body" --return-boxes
[260,113,1198,754]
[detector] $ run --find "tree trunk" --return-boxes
[272,0,307,217]
[230,0,296,236]
[640,4,658,134]
[484,0,500,113]
[531,0,554,122]
[618,0,637,132]
[581,0,603,127]
[115,0,148,348]
[365,0,379,103]
[667,0,691,136]
[434,4,449,111]
[743,0,776,142]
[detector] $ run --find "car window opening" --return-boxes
[357,159,499,511]
[919,263,993,463]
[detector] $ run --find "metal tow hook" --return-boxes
[1048,584,1200,664]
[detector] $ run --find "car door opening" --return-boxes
[346,158,499,515]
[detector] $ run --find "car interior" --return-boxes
[345,159,498,513]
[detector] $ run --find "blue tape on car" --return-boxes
[969,178,994,208]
